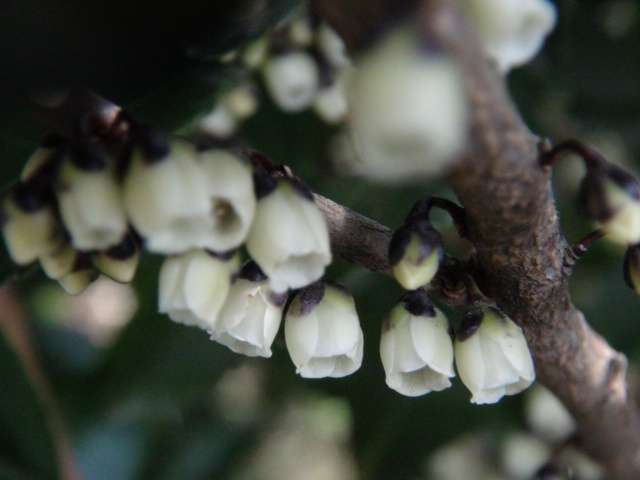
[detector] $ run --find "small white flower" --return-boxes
[285,281,363,378]
[57,258,98,295]
[347,26,469,182]
[313,80,349,125]
[380,290,454,396]
[39,236,80,280]
[262,51,319,112]
[455,305,535,404]
[198,149,256,252]
[465,0,557,72]
[55,143,127,251]
[200,105,238,139]
[92,233,140,283]
[123,131,213,254]
[525,385,575,443]
[221,83,259,120]
[1,184,60,265]
[389,219,443,290]
[211,261,287,357]
[246,176,331,293]
[158,249,240,330]
[316,23,351,69]
[242,37,270,70]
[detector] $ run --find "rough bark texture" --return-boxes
[312,0,640,478]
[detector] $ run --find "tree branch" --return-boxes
[312,0,640,478]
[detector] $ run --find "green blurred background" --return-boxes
[0,0,639,479]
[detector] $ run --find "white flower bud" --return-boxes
[242,37,270,70]
[221,83,259,120]
[347,26,469,182]
[57,258,98,295]
[465,0,557,72]
[158,249,240,330]
[262,51,319,112]
[92,233,140,283]
[211,261,287,357]
[39,236,80,280]
[198,149,256,252]
[389,219,443,290]
[316,23,351,69]
[580,164,640,244]
[501,432,550,480]
[123,130,213,254]
[1,185,60,265]
[200,105,238,139]
[55,142,127,251]
[285,281,363,378]
[525,385,575,443]
[20,137,64,181]
[455,305,535,404]
[246,176,331,293]
[380,291,454,396]
[313,80,348,125]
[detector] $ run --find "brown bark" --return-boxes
[312,0,640,478]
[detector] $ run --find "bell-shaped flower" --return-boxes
[200,105,238,139]
[285,281,363,378]
[455,305,535,404]
[316,23,351,69]
[624,244,640,295]
[158,249,240,330]
[57,255,98,295]
[92,232,140,283]
[579,163,640,244]
[246,175,331,293]
[347,26,469,182]
[465,0,557,72]
[123,128,213,253]
[55,141,127,251]
[313,80,348,125]
[198,149,256,252]
[388,219,443,290]
[380,290,455,396]
[1,183,60,265]
[39,235,81,280]
[211,261,287,357]
[221,82,259,121]
[262,51,319,112]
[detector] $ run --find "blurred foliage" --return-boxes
[0,0,639,479]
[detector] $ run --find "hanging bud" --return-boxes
[316,23,351,69]
[200,105,238,139]
[221,82,259,121]
[454,305,535,404]
[347,26,469,182]
[39,236,81,280]
[1,183,59,265]
[579,164,640,244]
[158,249,240,330]
[122,129,213,253]
[389,219,443,290]
[198,149,256,252]
[312,80,348,125]
[285,281,363,378]
[380,290,455,396]
[211,261,287,357]
[465,0,557,73]
[246,176,331,293]
[262,51,319,112]
[623,244,640,295]
[242,37,270,70]
[92,232,140,283]
[55,141,127,251]
[57,255,98,295]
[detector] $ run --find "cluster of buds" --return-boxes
[200,7,351,141]
[541,141,640,296]
[384,196,535,403]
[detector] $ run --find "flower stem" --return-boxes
[539,139,608,170]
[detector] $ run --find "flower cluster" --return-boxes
[199,7,350,141]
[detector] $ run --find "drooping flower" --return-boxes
[211,261,287,357]
[1,182,60,265]
[122,128,213,254]
[313,79,349,125]
[624,244,640,295]
[158,249,240,330]
[347,25,469,182]
[198,149,256,252]
[55,141,127,251]
[262,51,319,112]
[579,163,640,244]
[388,219,443,290]
[92,232,140,283]
[380,290,455,396]
[246,175,331,293]
[39,235,81,280]
[285,281,363,378]
[454,305,535,404]
[465,0,557,72]
[57,255,98,295]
